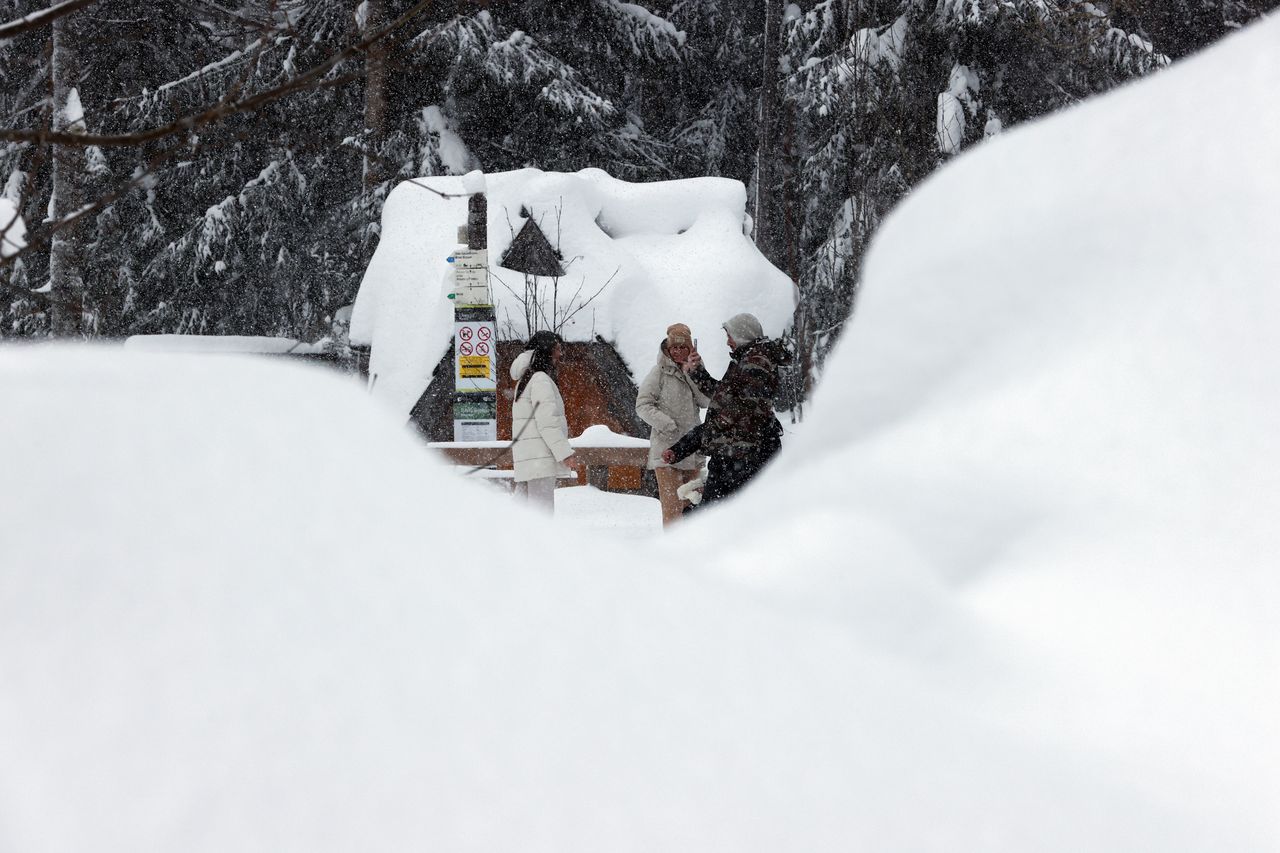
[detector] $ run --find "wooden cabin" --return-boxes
[405,338,652,494]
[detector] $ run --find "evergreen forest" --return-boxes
[1,0,1274,377]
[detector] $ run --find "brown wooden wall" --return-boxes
[410,340,652,492]
[494,341,637,440]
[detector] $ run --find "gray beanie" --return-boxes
[722,312,764,344]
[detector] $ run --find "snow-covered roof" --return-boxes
[351,168,795,417]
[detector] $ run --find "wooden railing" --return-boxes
[429,425,651,490]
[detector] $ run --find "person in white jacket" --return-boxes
[635,323,710,526]
[509,331,582,512]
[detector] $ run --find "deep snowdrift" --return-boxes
[2,16,1278,853]
[350,168,796,418]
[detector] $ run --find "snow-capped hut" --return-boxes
[350,168,795,487]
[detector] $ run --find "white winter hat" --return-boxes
[509,348,534,381]
[722,313,763,344]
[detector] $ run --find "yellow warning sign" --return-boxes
[459,355,491,378]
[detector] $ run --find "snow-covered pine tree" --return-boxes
[0,0,50,333]
[783,0,1172,371]
[5,0,1269,351]
[666,0,764,182]
[73,0,221,337]
[123,0,365,338]
[5,1,701,341]
[409,1,688,180]
[2,0,228,335]
[1111,0,1279,58]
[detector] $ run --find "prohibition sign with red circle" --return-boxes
[458,342,474,356]
[477,326,492,342]
[458,326,474,341]
[476,341,490,356]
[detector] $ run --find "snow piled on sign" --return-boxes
[2,15,1280,853]
[350,168,794,418]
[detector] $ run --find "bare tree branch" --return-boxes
[0,0,97,40]
[0,0,438,149]
[0,26,275,279]
[403,178,471,200]
[554,267,618,333]
[176,0,274,33]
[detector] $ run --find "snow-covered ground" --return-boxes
[2,16,1279,853]
[555,484,662,538]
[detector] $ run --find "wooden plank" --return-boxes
[432,445,649,495]
[433,446,512,466]
[573,447,649,466]
[431,446,648,468]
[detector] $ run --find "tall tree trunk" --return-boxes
[48,14,86,338]
[752,0,793,277]
[756,0,807,404]
[754,0,788,275]
[362,0,389,190]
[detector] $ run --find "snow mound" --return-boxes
[684,12,1280,843]
[570,423,649,447]
[350,168,795,418]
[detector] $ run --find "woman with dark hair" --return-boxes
[509,330,582,512]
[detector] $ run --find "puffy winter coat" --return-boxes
[683,337,789,459]
[635,341,710,470]
[509,349,574,483]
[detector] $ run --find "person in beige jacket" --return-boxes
[510,331,582,513]
[635,323,710,526]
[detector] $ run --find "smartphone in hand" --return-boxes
[683,345,701,373]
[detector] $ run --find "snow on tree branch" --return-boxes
[601,0,686,61]
[0,0,97,41]
[0,198,26,259]
[0,0,440,150]
[483,27,617,125]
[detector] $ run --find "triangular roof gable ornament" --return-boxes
[500,215,566,277]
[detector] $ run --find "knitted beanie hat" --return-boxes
[666,323,692,348]
[721,313,763,344]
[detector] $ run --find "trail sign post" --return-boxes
[449,248,490,306]
[451,191,497,442]
[453,317,496,390]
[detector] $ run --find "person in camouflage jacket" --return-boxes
[663,313,790,507]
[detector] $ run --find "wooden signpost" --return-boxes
[451,192,497,442]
